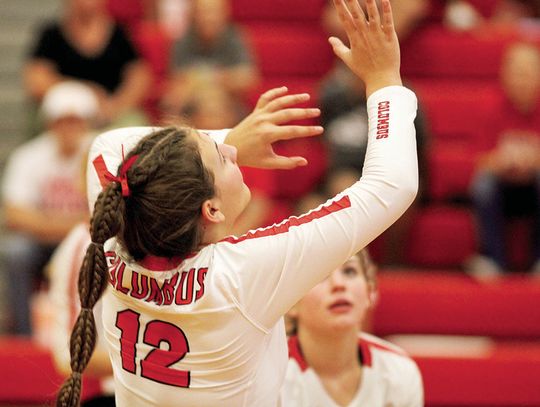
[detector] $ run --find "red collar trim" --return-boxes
[288,335,373,370]
[140,252,196,271]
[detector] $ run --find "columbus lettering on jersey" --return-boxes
[105,252,207,306]
[376,101,390,139]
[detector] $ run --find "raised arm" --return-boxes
[219,0,418,329]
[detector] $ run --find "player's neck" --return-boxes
[200,222,231,246]
[298,328,360,375]
[299,328,362,406]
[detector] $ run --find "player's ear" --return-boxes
[287,303,299,319]
[285,305,299,336]
[367,284,378,309]
[201,198,225,224]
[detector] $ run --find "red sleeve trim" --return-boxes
[221,196,352,245]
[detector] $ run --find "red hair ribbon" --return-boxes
[104,154,139,197]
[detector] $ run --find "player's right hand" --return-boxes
[225,86,323,169]
[329,0,402,97]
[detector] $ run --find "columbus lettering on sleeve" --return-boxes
[376,101,390,139]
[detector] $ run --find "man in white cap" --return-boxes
[1,81,97,335]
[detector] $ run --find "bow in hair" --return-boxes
[103,154,139,197]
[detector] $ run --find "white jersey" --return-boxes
[281,333,424,407]
[86,86,418,406]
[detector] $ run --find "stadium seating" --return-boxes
[402,25,521,80]
[374,271,540,339]
[231,0,326,22]
[0,337,102,405]
[416,340,540,406]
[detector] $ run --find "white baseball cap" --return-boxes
[41,81,99,122]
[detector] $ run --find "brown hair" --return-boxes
[56,127,215,406]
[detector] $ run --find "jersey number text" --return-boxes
[116,309,190,387]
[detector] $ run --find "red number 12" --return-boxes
[115,309,190,387]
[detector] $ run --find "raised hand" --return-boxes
[329,0,402,97]
[225,86,323,169]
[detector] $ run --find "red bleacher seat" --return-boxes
[0,337,101,405]
[402,25,521,79]
[231,0,326,22]
[247,76,322,111]
[405,205,477,267]
[131,22,173,123]
[412,80,501,200]
[416,341,540,406]
[107,0,146,29]
[244,24,334,77]
[428,144,478,201]
[413,79,501,147]
[273,138,328,200]
[374,271,540,339]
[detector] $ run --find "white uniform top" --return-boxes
[281,333,424,407]
[86,86,418,407]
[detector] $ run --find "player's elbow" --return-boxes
[392,170,419,211]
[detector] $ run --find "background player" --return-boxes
[281,250,424,406]
[57,0,418,405]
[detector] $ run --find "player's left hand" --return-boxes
[225,87,323,169]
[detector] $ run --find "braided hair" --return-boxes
[56,127,215,406]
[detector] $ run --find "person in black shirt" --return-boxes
[24,0,151,130]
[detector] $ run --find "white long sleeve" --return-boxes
[216,85,418,329]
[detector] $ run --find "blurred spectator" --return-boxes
[162,0,260,116]
[467,42,540,278]
[316,0,430,266]
[281,250,424,406]
[493,0,540,21]
[1,82,95,335]
[180,83,275,234]
[443,0,540,31]
[24,0,151,132]
[47,223,115,406]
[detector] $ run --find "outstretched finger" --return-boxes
[261,155,308,170]
[269,125,324,142]
[256,87,289,109]
[333,0,360,40]
[345,0,367,29]
[264,93,312,113]
[269,108,321,125]
[365,0,381,27]
[381,0,395,35]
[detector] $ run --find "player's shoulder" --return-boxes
[359,332,418,370]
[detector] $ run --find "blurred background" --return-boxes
[0,0,539,405]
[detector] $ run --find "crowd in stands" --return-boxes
[0,0,539,405]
